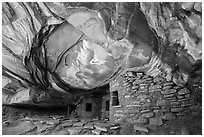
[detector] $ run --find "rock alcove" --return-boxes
[2,2,202,135]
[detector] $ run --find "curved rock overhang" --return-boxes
[26,4,159,94]
[2,3,202,103]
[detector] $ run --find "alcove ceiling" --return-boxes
[2,2,202,106]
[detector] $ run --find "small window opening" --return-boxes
[105,101,110,111]
[86,103,92,112]
[112,91,119,106]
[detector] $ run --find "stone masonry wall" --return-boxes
[110,71,195,126]
[76,97,102,118]
[101,94,110,119]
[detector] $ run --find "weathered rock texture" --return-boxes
[140,2,202,85]
[2,2,202,107]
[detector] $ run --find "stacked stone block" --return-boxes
[110,71,194,126]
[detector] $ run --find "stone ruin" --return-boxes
[109,71,195,126]
[76,70,196,127]
[76,94,110,119]
[2,2,202,135]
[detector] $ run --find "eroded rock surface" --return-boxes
[2,2,201,101]
[2,2,202,135]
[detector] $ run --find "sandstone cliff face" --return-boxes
[2,2,202,106]
[140,2,201,82]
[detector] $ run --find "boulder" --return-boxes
[73,122,84,127]
[10,88,30,104]
[92,129,101,135]
[2,121,36,135]
[149,117,163,126]
[194,2,202,12]
[94,123,109,132]
[67,127,83,135]
[84,123,94,129]
[34,121,53,133]
[161,113,176,121]
[56,122,73,130]
[46,119,60,125]
[50,129,70,135]
[134,125,149,133]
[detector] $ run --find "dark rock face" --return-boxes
[2,2,201,111]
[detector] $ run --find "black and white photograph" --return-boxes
[1,1,202,135]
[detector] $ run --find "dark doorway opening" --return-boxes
[68,104,77,115]
[112,91,119,106]
[105,101,109,111]
[86,103,92,112]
